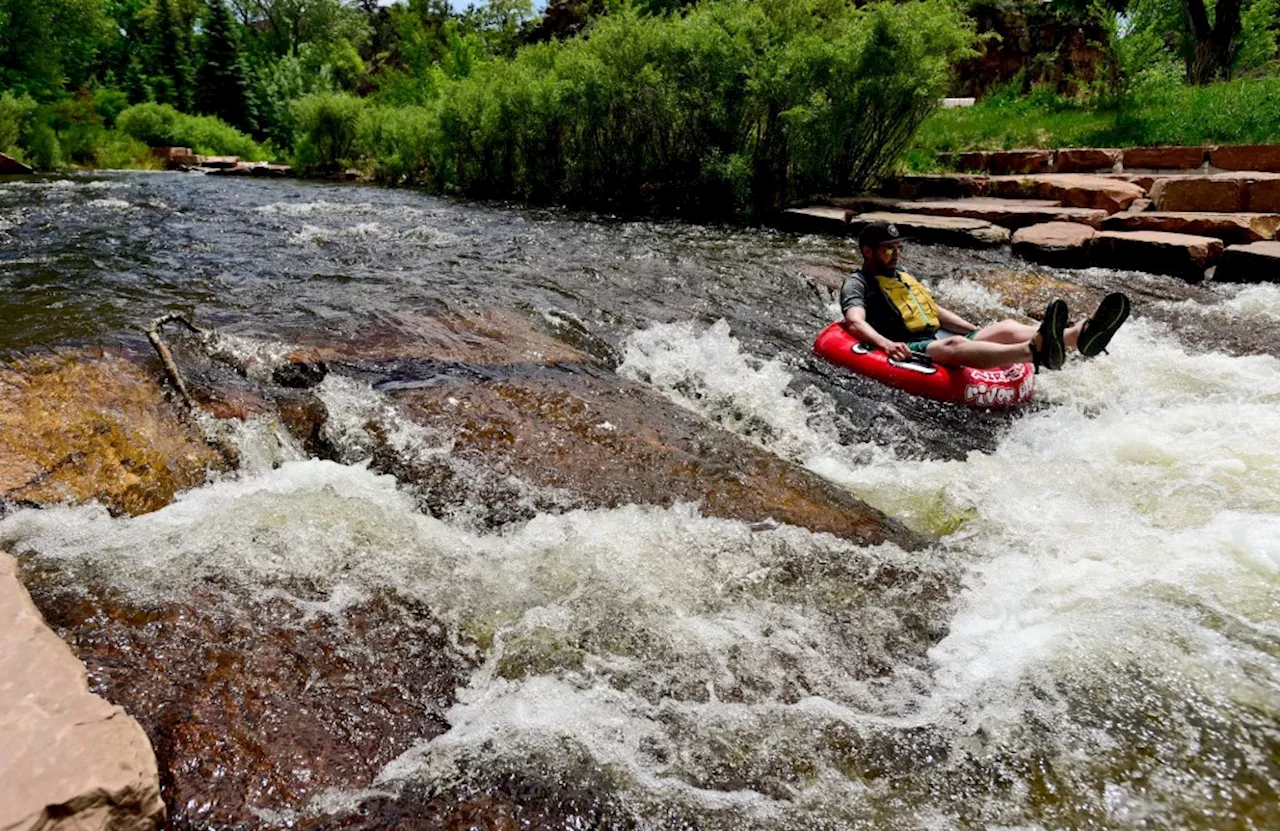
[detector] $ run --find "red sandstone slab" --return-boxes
[1091,230,1223,282]
[1209,145,1280,172]
[954,151,988,172]
[1100,211,1280,244]
[848,212,1010,248]
[987,150,1055,175]
[1011,221,1097,268]
[1150,172,1280,212]
[780,206,851,235]
[1055,148,1120,173]
[881,175,990,199]
[1122,146,1206,170]
[1214,241,1280,282]
[906,199,1106,229]
[989,174,1146,213]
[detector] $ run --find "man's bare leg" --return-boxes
[973,318,1084,351]
[925,336,1033,369]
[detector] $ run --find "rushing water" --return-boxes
[2,172,1279,829]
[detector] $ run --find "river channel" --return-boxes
[1,171,1278,829]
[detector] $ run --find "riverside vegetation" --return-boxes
[2,0,1278,217]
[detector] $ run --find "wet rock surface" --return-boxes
[1011,221,1097,268]
[21,564,471,831]
[1,553,164,831]
[1216,241,1280,283]
[0,353,224,516]
[848,212,1010,248]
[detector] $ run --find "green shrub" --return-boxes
[94,132,163,169]
[291,92,364,174]
[91,88,131,128]
[356,104,440,184]
[0,91,37,155]
[28,124,63,169]
[116,101,264,158]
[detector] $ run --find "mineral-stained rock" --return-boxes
[0,353,223,516]
[23,571,470,831]
[1214,241,1280,283]
[988,174,1145,213]
[1090,230,1223,282]
[1,553,164,831]
[1055,148,1120,173]
[1122,146,1206,170]
[1100,211,1280,244]
[1011,221,1097,268]
[1209,145,1280,172]
[847,212,1010,248]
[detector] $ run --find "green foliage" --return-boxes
[411,0,974,215]
[356,104,439,183]
[91,87,131,127]
[0,90,36,153]
[247,50,336,148]
[0,0,114,95]
[116,101,264,156]
[912,73,1280,162]
[1235,0,1280,74]
[196,0,251,129]
[290,91,364,173]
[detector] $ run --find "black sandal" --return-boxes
[1078,292,1131,358]
[1031,299,1068,372]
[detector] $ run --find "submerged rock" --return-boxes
[0,554,164,831]
[0,352,224,516]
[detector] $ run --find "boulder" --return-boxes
[986,150,1054,175]
[1122,146,1206,170]
[779,206,851,236]
[0,152,34,175]
[0,353,223,516]
[847,212,1010,248]
[1055,148,1120,173]
[1011,221,1097,268]
[195,155,240,169]
[989,174,1145,213]
[1150,172,1280,212]
[1129,198,1153,212]
[1209,145,1280,172]
[953,151,989,172]
[249,163,293,178]
[0,553,164,831]
[1214,241,1280,283]
[1100,211,1280,244]
[1090,230,1223,282]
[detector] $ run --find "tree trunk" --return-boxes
[1181,0,1245,84]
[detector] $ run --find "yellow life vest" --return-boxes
[874,270,940,334]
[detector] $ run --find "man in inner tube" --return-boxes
[839,221,1129,372]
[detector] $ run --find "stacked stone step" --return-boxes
[781,144,1280,282]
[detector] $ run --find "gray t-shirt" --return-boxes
[838,268,930,343]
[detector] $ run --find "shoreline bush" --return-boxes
[116,102,267,159]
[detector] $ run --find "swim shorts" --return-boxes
[906,328,977,355]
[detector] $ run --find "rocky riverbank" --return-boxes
[783,144,1280,283]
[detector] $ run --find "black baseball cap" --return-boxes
[859,220,909,248]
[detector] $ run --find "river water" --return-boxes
[1,172,1278,829]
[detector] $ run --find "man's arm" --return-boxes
[844,306,911,361]
[936,305,979,335]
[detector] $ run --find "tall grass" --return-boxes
[911,73,1280,163]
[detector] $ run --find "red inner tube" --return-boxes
[812,322,1035,408]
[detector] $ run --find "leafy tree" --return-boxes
[151,0,197,108]
[196,0,252,127]
[0,0,113,95]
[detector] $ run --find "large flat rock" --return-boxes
[1100,211,1280,244]
[1122,146,1207,170]
[779,206,851,235]
[831,196,1103,229]
[1150,172,1280,212]
[1209,145,1280,172]
[1091,230,1223,282]
[880,174,990,200]
[847,212,1010,248]
[1214,241,1280,283]
[1011,221,1097,268]
[986,150,1054,175]
[0,554,164,831]
[988,174,1146,213]
[1055,148,1121,173]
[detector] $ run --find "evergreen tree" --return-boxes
[196,0,249,127]
[154,0,194,109]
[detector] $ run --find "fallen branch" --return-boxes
[145,312,208,410]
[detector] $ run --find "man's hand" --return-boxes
[883,341,911,361]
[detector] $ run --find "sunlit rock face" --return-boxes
[0,353,223,516]
[0,554,164,831]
